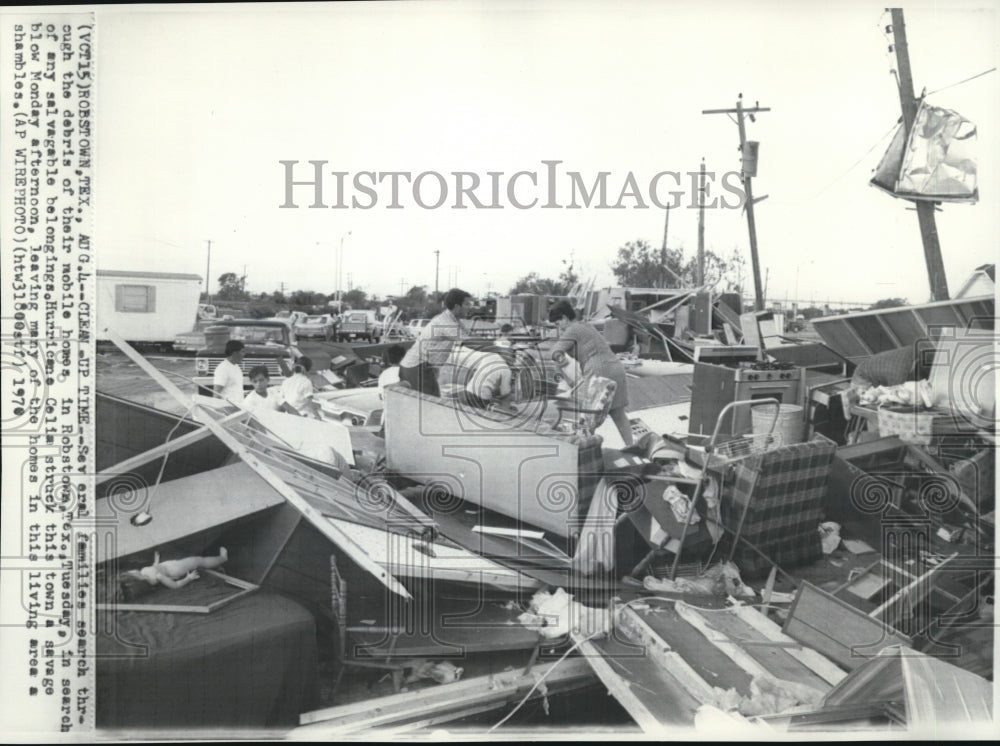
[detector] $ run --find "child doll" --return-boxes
[117,547,228,601]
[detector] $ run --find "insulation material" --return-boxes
[517,588,610,639]
[871,101,978,203]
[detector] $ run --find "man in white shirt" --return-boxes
[212,340,245,403]
[241,365,283,413]
[398,288,472,397]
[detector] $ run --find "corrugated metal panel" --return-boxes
[813,296,994,363]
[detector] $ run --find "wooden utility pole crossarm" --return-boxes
[889,7,950,301]
[703,95,771,311]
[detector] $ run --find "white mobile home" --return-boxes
[97,270,202,343]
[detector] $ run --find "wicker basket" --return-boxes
[877,405,937,445]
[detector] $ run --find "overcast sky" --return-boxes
[83,0,999,305]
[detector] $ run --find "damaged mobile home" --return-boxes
[92,265,995,734]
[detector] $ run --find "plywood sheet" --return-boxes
[96,462,285,562]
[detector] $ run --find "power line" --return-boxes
[810,121,899,199]
[925,66,997,96]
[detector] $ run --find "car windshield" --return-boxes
[229,326,288,345]
[304,316,325,323]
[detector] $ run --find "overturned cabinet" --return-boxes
[383,385,602,537]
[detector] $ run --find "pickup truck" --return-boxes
[194,319,301,393]
[337,310,380,343]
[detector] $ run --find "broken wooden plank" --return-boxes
[618,600,754,695]
[729,604,846,686]
[573,635,665,733]
[296,656,595,732]
[616,603,723,704]
[674,602,827,703]
[688,604,833,695]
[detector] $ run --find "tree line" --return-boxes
[212,240,905,318]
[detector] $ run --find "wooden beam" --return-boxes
[105,329,412,600]
[729,604,846,686]
[674,602,827,702]
[617,604,721,703]
[572,635,664,733]
[296,657,595,732]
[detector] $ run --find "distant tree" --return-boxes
[289,289,326,307]
[271,290,287,304]
[509,272,561,295]
[509,256,581,296]
[611,239,686,288]
[394,285,439,318]
[341,288,369,309]
[217,272,249,301]
[870,297,908,310]
[681,249,737,289]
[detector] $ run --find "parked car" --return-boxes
[314,387,385,427]
[338,310,381,343]
[294,313,336,340]
[406,318,431,339]
[194,319,301,393]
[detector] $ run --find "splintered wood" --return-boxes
[579,599,848,732]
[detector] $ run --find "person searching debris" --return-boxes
[377,344,406,400]
[548,299,633,446]
[398,288,472,397]
[281,355,321,418]
[452,347,515,410]
[213,340,245,403]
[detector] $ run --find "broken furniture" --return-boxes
[688,359,805,441]
[720,434,837,579]
[382,384,603,537]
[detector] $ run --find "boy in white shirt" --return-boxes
[241,366,283,412]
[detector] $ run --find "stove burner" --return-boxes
[740,361,795,371]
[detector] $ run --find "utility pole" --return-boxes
[703,94,770,310]
[889,8,949,300]
[697,158,706,286]
[434,250,440,298]
[204,239,212,303]
[660,206,670,288]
